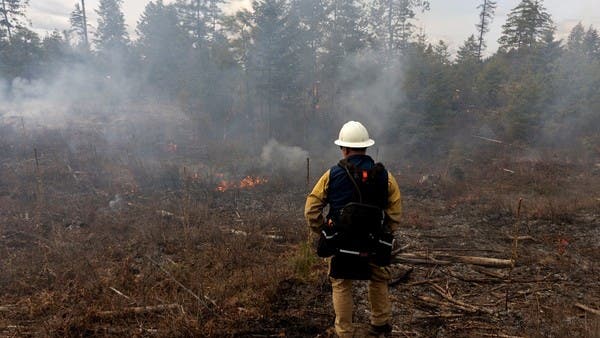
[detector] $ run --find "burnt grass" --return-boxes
[1,133,599,337]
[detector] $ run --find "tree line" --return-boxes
[1,0,599,159]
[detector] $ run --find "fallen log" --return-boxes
[394,253,451,265]
[95,304,181,318]
[395,253,513,268]
[437,254,513,268]
[575,303,600,316]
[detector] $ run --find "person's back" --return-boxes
[305,121,402,337]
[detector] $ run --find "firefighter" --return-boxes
[305,121,402,337]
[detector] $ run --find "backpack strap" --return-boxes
[338,159,363,203]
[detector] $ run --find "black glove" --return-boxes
[316,225,339,258]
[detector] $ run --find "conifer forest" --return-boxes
[0,0,599,336]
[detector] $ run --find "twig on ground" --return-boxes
[412,313,463,320]
[430,283,494,314]
[95,304,182,318]
[575,303,600,316]
[146,255,216,312]
[406,278,444,286]
[417,295,477,313]
[0,304,17,312]
[109,287,132,301]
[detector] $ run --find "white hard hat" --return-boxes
[334,121,375,148]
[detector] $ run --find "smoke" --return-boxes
[1,63,134,127]
[260,139,308,172]
[336,50,407,139]
[0,60,196,155]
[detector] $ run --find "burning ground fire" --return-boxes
[216,175,269,192]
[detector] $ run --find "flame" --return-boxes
[239,176,268,188]
[216,175,268,192]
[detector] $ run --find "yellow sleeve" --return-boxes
[385,172,402,231]
[304,170,330,234]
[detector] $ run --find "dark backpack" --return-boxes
[333,159,394,267]
[335,159,387,236]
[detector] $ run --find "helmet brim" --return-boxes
[334,139,375,148]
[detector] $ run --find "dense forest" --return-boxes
[1,0,599,161]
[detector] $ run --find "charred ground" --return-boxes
[0,123,599,337]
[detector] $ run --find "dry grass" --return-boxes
[1,127,599,337]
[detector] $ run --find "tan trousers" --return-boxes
[330,264,391,338]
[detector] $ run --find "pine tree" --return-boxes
[498,0,553,51]
[0,0,29,40]
[456,34,479,64]
[247,0,305,140]
[566,22,585,52]
[582,26,600,59]
[369,0,429,53]
[475,0,496,59]
[70,2,89,49]
[175,0,226,47]
[94,0,129,53]
[136,0,190,97]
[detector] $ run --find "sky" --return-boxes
[27,0,600,56]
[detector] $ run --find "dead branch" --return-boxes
[430,283,493,314]
[506,235,536,242]
[479,334,524,338]
[447,270,554,284]
[575,303,600,316]
[146,255,216,312]
[394,253,451,265]
[436,254,513,268]
[417,295,477,313]
[95,304,181,318]
[0,304,17,312]
[412,313,463,320]
[473,135,503,144]
[472,267,508,279]
[407,278,444,286]
[109,287,132,301]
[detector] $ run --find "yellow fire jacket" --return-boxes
[304,169,402,233]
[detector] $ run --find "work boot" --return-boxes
[368,323,392,337]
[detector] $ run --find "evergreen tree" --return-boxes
[0,28,42,79]
[498,0,553,51]
[582,26,600,59]
[94,0,129,53]
[0,0,28,40]
[136,0,190,97]
[205,0,227,41]
[175,0,227,47]
[566,22,584,52]
[456,34,479,64]
[247,0,305,141]
[41,30,71,73]
[369,0,429,53]
[454,35,482,110]
[475,0,496,59]
[70,2,89,49]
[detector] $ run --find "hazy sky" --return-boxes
[28,0,600,55]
